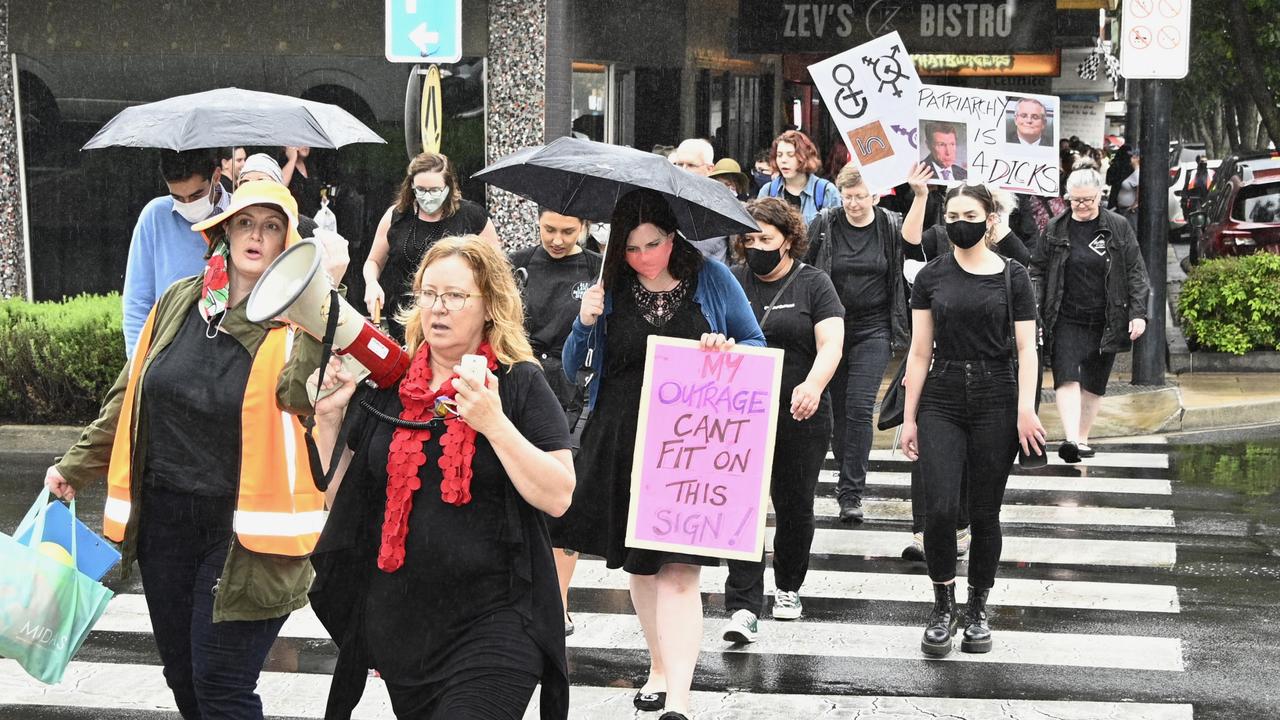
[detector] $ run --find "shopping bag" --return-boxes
[0,490,114,684]
[15,498,121,581]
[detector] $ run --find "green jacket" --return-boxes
[56,275,324,622]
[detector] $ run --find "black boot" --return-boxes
[961,586,992,653]
[920,582,958,657]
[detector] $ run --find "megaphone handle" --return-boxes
[371,298,382,325]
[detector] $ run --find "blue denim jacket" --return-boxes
[757,172,842,225]
[562,257,767,409]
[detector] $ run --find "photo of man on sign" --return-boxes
[1006,97,1055,147]
[920,121,968,181]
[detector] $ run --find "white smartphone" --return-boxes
[460,354,488,380]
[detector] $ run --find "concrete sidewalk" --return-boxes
[4,371,1278,456]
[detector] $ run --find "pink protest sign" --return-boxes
[625,336,784,562]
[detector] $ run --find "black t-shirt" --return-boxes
[732,262,844,415]
[510,246,602,358]
[910,255,1037,360]
[347,362,570,681]
[828,213,889,329]
[141,305,252,497]
[783,190,803,212]
[905,225,1032,268]
[1061,216,1107,322]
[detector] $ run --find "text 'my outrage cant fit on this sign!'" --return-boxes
[626,337,783,562]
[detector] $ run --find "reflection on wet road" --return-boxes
[2,435,1279,719]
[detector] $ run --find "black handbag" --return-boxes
[1003,261,1048,469]
[875,358,908,431]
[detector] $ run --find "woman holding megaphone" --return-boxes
[43,181,346,720]
[307,235,576,719]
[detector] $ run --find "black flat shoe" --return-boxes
[658,712,689,720]
[1058,441,1081,464]
[634,690,666,711]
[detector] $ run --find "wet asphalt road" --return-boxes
[1,427,1278,720]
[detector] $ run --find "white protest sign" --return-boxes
[916,85,1061,196]
[808,32,922,195]
[1058,100,1107,148]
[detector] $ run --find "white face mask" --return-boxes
[414,187,450,215]
[173,181,217,224]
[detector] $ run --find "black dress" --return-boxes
[554,275,720,575]
[309,362,570,719]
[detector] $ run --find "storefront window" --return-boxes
[572,63,609,142]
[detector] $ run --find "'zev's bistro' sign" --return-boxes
[738,0,1058,54]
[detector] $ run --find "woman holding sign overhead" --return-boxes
[720,198,844,640]
[557,189,765,720]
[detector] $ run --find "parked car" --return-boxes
[1169,140,1207,167]
[1194,152,1280,259]
[1168,159,1220,240]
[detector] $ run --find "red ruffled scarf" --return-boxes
[379,342,498,572]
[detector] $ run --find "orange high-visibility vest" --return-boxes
[104,308,326,557]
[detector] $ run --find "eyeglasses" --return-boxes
[414,289,481,311]
[1016,113,1045,121]
[843,193,872,203]
[1068,196,1100,205]
[672,161,705,169]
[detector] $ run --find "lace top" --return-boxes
[632,277,691,328]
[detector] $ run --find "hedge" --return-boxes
[0,293,126,424]
[1178,254,1280,355]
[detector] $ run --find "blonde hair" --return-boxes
[835,164,866,191]
[397,235,535,368]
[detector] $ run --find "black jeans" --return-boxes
[830,324,892,501]
[916,360,1019,589]
[136,487,288,720]
[911,464,968,533]
[725,411,831,614]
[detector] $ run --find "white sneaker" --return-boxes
[956,526,971,557]
[772,590,803,620]
[721,609,759,643]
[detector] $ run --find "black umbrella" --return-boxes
[81,87,385,151]
[472,136,758,240]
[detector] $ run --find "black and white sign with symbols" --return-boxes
[1120,0,1191,78]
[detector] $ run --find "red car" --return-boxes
[1197,154,1280,258]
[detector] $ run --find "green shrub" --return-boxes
[0,294,126,423]
[1178,254,1280,355]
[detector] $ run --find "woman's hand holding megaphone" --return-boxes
[311,357,357,426]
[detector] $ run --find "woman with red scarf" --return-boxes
[308,235,576,719]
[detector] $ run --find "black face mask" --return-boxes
[745,247,785,276]
[946,220,988,249]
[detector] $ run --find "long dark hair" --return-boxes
[601,189,703,289]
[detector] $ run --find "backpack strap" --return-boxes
[769,176,782,198]
[815,179,826,208]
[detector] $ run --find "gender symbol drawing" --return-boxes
[830,64,868,120]
[862,45,909,98]
[891,123,918,149]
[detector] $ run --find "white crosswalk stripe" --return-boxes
[0,441,1192,719]
[828,470,1174,495]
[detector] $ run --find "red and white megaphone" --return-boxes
[247,237,409,390]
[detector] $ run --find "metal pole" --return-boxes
[1124,78,1142,147]
[543,0,572,142]
[1133,79,1169,385]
